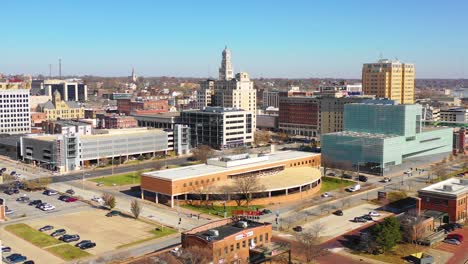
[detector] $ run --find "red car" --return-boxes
[65,197,78,203]
[447,234,464,242]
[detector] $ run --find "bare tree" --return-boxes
[131,199,141,219]
[296,227,328,264]
[181,245,212,264]
[102,193,116,210]
[192,145,214,163]
[254,130,271,145]
[227,175,265,207]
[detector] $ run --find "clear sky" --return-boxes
[1,0,467,78]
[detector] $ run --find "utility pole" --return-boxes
[59,58,62,79]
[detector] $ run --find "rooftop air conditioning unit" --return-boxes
[460,179,468,186]
[207,229,219,237]
[443,185,453,192]
[236,221,248,228]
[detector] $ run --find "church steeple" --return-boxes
[219,46,233,80]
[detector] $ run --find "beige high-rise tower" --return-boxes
[362,59,414,104]
[219,46,234,80]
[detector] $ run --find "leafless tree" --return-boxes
[254,130,271,145]
[192,145,214,163]
[225,175,265,207]
[131,199,141,219]
[181,245,213,264]
[296,227,328,264]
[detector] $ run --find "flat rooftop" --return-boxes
[143,150,319,181]
[325,131,396,139]
[133,112,181,118]
[195,220,267,242]
[211,166,321,192]
[418,177,468,197]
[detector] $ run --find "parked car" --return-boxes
[60,234,80,242]
[40,204,55,211]
[96,182,104,187]
[292,226,303,232]
[16,196,29,202]
[5,207,14,215]
[1,245,11,252]
[43,190,58,196]
[347,184,361,192]
[65,189,75,195]
[78,241,96,250]
[327,172,336,176]
[65,197,78,203]
[5,253,26,263]
[404,170,412,175]
[39,225,54,232]
[35,202,47,209]
[382,177,391,183]
[170,247,180,256]
[4,189,19,195]
[446,234,464,242]
[261,209,272,214]
[51,229,66,237]
[75,240,92,248]
[368,211,381,217]
[333,210,344,216]
[443,238,461,245]
[343,174,353,179]
[58,195,70,201]
[106,210,120,217]
[23,261,35,264]
[10,171,16,176]
[321,192,331,198]
[361,215,373,221]
[439,224,455,233]
[448,223,462,230]
[353,217,367,223]
[0,167,6,172]
[28,200,42,206]
[91,196,104,203]
[358,175,368,182]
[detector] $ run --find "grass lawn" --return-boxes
[181,204,265,217]
[355,244,424,264]
[46,244,91,260]
[89,171,147,186]
[5,223,61,248]
[320,176,354,193]
[117,227,177,249]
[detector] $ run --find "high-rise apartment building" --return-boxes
[0,88,31,134]
[197,79,215,109]
[219,46,234,80]
[362,59,414,104]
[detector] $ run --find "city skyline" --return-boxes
[1,0,467,79]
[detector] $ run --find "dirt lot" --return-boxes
[27,210,158,254]
[1,209,163,263]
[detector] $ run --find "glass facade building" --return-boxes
[322,101,453,174]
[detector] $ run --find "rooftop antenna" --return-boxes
[59,58,62,79]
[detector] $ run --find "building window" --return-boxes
[236,242,240,249]
[224,246,228,254]
[189,182,192,186]
[183,183,186,187]
[265,233,269,242]
[259,234,263,242]
[242,240,246,248]
[230,244,234,252]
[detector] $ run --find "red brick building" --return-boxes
[117,99,169,115]
[418,178,468,223]
[182,218,274,264]
[278,95,320,137]
[96,114,138,129]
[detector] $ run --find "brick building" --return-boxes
[279,96,320,137]
[182,218,276,264]
[141,150,321,208]
[418,178,468,223]
[96,114,138,129]
[117,99,169,115]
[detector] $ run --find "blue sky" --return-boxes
[1,0,467,78]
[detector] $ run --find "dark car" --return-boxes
[1,246,11,252]
[23,261,35,264]
[261,209,272,215]
[28,200,42,206]
[106,210,120,217]
[353,217,367,223]
[51,229,66,237]
[43,190,58,196]
[65,189,75,195]
[65,197,78,203]
[333,210,344,216]
[439,224,455,233]
[4,189,19,195]
[12,181,25,189]
[16,196,30,202]
[10,171,16,176]
[292,226,303,232]
[448,223,462,229]
[1,167,6,172]
[60,234,80,242]
[39,225,54,232]
[79,241,96,250]
[361,215,373,221]
[343,174,353,179]
[358,175,368,182]
[35,202,47,209]
[75,240,92,247]
[58,195,70,201]
[6,253,27,263]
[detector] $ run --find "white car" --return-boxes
[40,203,55,211]
[321,192,331,198]
[91,196,104,203]
[368,211,381,217]
[382,177,391,183]
[404,170,412,175]
[170,247,180,256]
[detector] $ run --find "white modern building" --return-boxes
[439,108,468,122]
[32,79,87,102]
[0,89,31,134]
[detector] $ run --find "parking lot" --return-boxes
[1,188,88,220]
[301,203,391,241]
